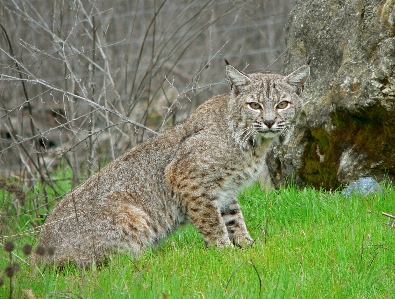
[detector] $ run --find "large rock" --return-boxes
[267,0,395,190]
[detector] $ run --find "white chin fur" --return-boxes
[259,131,281,138]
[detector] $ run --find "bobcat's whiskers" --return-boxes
[233,126,258,148]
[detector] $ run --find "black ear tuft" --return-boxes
[224,58,230,66]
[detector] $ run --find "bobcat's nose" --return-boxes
[263,120,275,128]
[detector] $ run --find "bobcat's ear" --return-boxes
[283,65,310,91]
[226,65,251,88]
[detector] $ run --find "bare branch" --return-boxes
[0,72,158,135]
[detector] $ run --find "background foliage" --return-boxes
[0,0,294,184]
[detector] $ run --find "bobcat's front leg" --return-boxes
[221,200,254,247]
[186,197,232,247]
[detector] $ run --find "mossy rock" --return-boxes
[266,0,395,190]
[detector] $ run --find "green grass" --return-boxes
[1,182,395,298]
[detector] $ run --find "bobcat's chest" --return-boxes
[231,139,272,185]
[240,147,268,184]
[216,145,268,209]
[243,152,266,181]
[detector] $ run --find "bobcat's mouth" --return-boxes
[253,123,283,137]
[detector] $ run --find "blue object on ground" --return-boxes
[342,177,384,198]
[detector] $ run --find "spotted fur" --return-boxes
[37,64,309,266]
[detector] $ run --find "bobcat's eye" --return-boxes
[276,101,290,110]
[248,102,261,110]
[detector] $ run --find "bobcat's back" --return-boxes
[37,63,309,266]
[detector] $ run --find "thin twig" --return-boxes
[225,261,246,291]
[0,73,158,135]
[382,212,395,220]
[248,259,263,296]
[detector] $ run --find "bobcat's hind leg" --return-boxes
[221,200,254,247]
[98,191,160,257]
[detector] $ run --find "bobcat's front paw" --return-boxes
[204,236,232,248]
[232,235,255,248]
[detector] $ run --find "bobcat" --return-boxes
[37,62,309,266]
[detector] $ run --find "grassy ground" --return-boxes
[1,182,395,298]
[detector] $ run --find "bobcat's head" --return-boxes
[226,63,309,148]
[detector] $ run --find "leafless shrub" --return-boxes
[0,0,294,217]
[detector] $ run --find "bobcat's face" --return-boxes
[242,75,299,138]
[226,64,309,146]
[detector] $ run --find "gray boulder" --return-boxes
[341,177,384,198]
[267,0,395,190]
